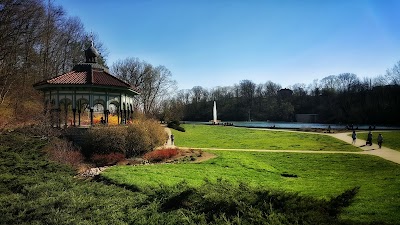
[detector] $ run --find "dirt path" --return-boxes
[163,126,174,147]
[326,132,400,164]
[165,126,400,165]
[247,127,400,164]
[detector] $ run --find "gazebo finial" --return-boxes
[89,32,94,47]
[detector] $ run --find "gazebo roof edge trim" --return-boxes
[33,83,140,95]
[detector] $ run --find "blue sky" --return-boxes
[55,0,400,90]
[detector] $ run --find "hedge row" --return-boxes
[167,120,185,132]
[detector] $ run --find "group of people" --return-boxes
[352,130,384,149]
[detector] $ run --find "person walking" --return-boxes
[377,134,383,149]
[351,130,357,144]
[367,131,373,146]
[170,134,175,145]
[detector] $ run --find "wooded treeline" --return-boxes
[1,0,399,128]
[163,70,400,125]
[0,0,106,127]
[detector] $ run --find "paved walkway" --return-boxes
[163,126,175,148]
[164,127,400,165]
[326,132,400,164]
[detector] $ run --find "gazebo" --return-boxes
[33,42,139,127]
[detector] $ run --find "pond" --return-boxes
[184,121,400,130]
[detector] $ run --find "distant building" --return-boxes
[278,88,293,98]
[295,114,318,123]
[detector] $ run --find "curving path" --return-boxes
[326,132,400,164]
[164,126,400,165]
[163,126,175,147]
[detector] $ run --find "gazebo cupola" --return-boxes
[33,41,140,127]
[85,40,100,63]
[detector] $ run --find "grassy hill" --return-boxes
[1,131,366,225]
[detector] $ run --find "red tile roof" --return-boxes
[92,70,131,87]
[46,70,131,88]
[47,71,88,84]
[33,63,140,94]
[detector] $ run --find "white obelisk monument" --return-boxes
[213,101,217,124]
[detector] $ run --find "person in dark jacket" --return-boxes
[377,134,383,149]
[351,130,357,144]
[367,131,373,146]
[170,134,175,145]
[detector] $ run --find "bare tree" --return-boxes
[373,75,388,87]
[337,73,359,92]
[308,79,321,97]
[0,0,44,105]
[385,61,400,85]
[141,65,176,115]
[190,86,209,103]
[159,97,185,122]
[112,58,176,115]
[239,80,256,99]
[263,81,281,97]
[290,83,307,96]
[320,75,338,91]
[176,89,191,105]
[239,80,256,120]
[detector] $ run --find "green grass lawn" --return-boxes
[0,132,366,225]
[172,124,360,151]
[355,131,400,151]
[3,128,400,224]
[103,150,400,224]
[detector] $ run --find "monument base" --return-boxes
[209,120,221,125]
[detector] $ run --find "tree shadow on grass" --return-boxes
[158,179,361,225]
[93,175,141,192]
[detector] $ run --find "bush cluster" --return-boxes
[143,148,179,162]
[82,126,127,157]
[167,120,185,132]
[82,119,167,159]
[126,119,167,157]
[91,153,125,167]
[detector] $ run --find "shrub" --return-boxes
[91,153,125,167]
[81,118,168,158]
[45,138,84,168]
[80,118,169,159]
[126,119,167,157]
[143,148,179,162]
[83,126,127,157]
[167,120,185,132]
